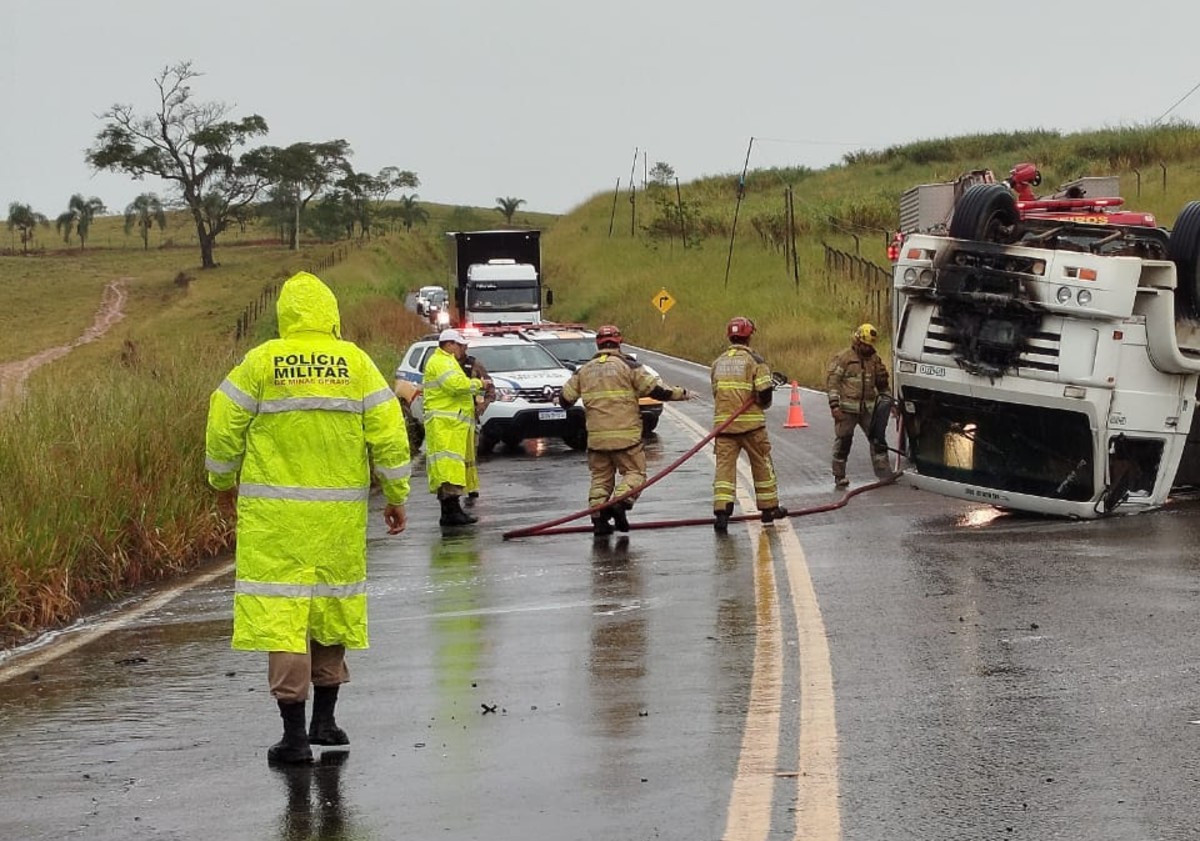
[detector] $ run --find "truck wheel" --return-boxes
[948,184,1019,243]
[1168,201,1200,317]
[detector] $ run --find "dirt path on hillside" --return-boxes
[0,280,128,406]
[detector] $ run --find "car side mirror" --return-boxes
[626,352,638,362]
[545,289,554,306]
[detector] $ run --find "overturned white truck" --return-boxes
[891,164,1200,517]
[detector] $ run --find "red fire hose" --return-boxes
[502,396,902,540]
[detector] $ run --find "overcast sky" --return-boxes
[3,0,1199,218]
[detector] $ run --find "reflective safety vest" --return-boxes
[561,349,677,451]
[422,347,480,492]
[710,344,773,433]
[205,272,411,653]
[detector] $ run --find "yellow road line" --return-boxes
[664,405,841,841]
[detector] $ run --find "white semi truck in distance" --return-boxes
[891,164,1200,517]
[447,230,549,327]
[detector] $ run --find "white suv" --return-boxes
[395,334,587,453]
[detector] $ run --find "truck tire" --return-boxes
[948,184,1019,243]
[1168,201,1200,318]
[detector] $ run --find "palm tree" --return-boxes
[494,196,526,224]
[123,193,168,250]
[54,194,106,249]
[395,194,429,231]
[7,202,49,254]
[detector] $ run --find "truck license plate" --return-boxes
[538,409,566,421]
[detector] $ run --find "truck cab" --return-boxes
[892,169,1200,517]
[465,259,542,325]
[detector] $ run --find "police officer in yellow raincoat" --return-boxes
[423,329,484,527]
[205,271,411,765]
[710,317,788,532]
[559,325,691,536]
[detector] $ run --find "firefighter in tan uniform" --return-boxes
[559,324,692,536]
[711,317,788,532]
[826,322,891,487]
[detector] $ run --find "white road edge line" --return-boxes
[665,404,841,841]
[0,561,234,684]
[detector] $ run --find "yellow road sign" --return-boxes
[652,288,676,315]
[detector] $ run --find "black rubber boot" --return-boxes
[608,503,630,533]
[439,496,477,527]
[268,700,314,765]
[760,506,789,524]
[713,511,729,533]
[308,685,349,747]
[591,514,614,537]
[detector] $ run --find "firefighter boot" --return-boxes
[713,502,733,533]
[760,505,789,524]
[833,459,849,489]
[268,700,314,765]
[308,685,350,747]
[591,510,614,537]
[608,502,631,533]
[872,451,892,479]
[439,496,477,527]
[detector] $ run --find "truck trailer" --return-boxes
[447,230,548,327]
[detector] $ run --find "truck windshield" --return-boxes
[903,387,1095,501]
[467,284,539,311]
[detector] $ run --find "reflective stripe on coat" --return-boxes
[826,346,890,414]
[205,271,411,653]
[710,345,772,433]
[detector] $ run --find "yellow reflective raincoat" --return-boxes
[422,347,481,493]
[205,272,411,653]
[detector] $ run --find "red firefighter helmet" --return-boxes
[595,324,623,346]
[727,316,756,339]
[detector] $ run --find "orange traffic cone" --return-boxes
[783,381,808,428]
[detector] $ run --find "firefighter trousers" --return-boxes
[832,411,889,474]
[587,442,646,509]
[713,427,779,512]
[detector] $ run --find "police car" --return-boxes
[395,332,587,453]
[520,325,665,436]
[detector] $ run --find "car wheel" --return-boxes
[948,184,1019,243]
[563,428,588,451]
[478,433,498,455]
[502,433,524,452]
[402,403,424,450]
[1168,201,1200,318]
[641,416,659,437]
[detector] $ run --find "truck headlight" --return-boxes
[1077,289,1093,306]
[1056,286,1073,304]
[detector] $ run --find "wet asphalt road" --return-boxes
[2,348,1200,840]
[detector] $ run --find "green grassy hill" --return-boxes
[5,123,1200,645]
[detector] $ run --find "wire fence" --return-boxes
[233,242,361,341]
[822,243,892,330]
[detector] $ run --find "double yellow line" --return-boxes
[666,406,840,841]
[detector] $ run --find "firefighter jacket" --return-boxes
[826,345,890,415]
[561,349,685,451]
[422,347,482,491]
[711,344,773,434]
[205,272,411,654]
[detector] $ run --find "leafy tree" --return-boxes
[334,166,419,239]
[55,194,107,249]
[494,196,525,224]
[393,194,429,231]
[86,62,271,269]
[123,193,168,250]
[649,161,675,187]
[7,203,49,254]
[255,140,352,249]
